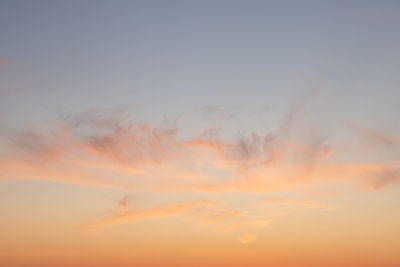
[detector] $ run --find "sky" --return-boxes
[0,1,400,266]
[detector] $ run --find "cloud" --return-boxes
[189,132,330,170]
[0,122,70,161]
[194,105,223,115]
[117,195,134,215]
[0,112,395,193]
[280,89,315,136]
[61,108,179,165]
[181,200,273,234]
[218,219,271,233]
[91,200,215,228]
[0,108,179,167]
[0,88,13,97]
[0,58,17,98]
[9,130,64,160]
[189,132,277,166]
[188,205,243,224]
[265,197,339,210]
[344,122,400,146]
[0,58,16,68]
[237,234,256,244]
[3,90,398,246]
[0,88,398,193]
[83,124,177,165]
[193,105,241,123]
[91,197,272,243]
[365,168,400,190]
[189,88,332,172]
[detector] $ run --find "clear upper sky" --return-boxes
[1,1,399,126]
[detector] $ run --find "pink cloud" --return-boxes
[0,58,16,68]
[344,122,400,146]
[364,167,400,190]
[0,90,398,193]
[91,200,216,228]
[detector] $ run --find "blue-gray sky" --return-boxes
[1,1,399,131]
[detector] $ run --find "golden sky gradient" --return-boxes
[1,1,400,266]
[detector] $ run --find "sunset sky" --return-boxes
[1,1,400,266]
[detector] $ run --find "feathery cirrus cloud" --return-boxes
[0,91,399,192]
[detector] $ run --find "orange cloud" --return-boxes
[237,234,256,244]
[91,200,216,228]
[265,197,339,210]
[0,98,399,194]
[89,196,273,243]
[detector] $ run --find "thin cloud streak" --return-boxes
[91,200,216,228]
[264,197,339,210]
[237,234,256,244]
[344,122,400,146]
[90,197,273,243]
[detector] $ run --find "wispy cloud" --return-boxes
[265,197,339,210]
[91,200,215,228]
[2,126,68,161]
[194,104,240,121]
[189,88,332,173]
[0,88,399,193]
[61,108,179,165]
[0,57,17,98]
[0,58,16,68]
[364,167,400,190]
[117,195,135,215]
[90,196,272,245]
[344,122,400,146]
[237,234,256,244]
